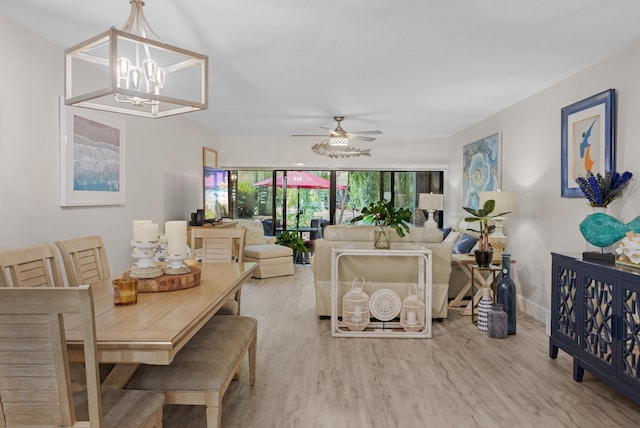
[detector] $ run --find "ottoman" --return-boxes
[244,244,295,279]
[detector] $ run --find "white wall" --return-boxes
[221,136,449,170]
[447,41,640,327]
[0,16,220,275]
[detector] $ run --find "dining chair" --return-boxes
[55,235,111,286]
[191,227,246,315]
[0,286,164,427]
[0,242,64,287]
[191,227,246,264]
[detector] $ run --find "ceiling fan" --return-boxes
[292,116,382,146]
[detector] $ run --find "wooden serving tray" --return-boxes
[123,267,201,293]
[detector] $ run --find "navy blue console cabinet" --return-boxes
[550,252,640,404]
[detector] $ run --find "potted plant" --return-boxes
[463,199,510,267]
[275,230,309,263]
[350,200,412,248]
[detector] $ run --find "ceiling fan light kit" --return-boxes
[294,116,381,158]
[64,0,208,118]
[329,137,349,146]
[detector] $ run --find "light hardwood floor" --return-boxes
[163,265,640,427]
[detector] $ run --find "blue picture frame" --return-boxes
[561,89,615,198]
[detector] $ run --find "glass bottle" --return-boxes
[495,253,516,335]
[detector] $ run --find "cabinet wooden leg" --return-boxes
[549,341,558,359]
[573,359,584,382]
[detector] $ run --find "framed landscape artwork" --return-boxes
[59,98,126,206]
[463,133,501,210]
[560,89,615,198]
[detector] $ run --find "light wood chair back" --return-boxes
[55,235,111,286]
[190,228,246,315]
[0,243,64,287]
[0,286,164,427]
[191,228,246,263]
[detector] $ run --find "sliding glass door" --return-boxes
[230,169,444,232]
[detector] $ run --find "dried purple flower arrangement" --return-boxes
[575,170,633,207]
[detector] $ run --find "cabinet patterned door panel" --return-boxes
[556,266,578,344]
[583,275,614,366]
[622,287,640,384]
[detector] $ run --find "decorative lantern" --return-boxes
[400,284,426,332]
[343,276,370,331]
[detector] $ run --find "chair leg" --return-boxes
[206,401,222,428]
[249,336,257,386]
[141,406,163,428]
[235,289,242,315]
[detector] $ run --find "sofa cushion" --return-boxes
[323,225,442,243]
[323,225,374,241]
[244,244,293,258]
[452,233,477,254]
[406,227,443,243]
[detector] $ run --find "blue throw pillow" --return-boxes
[452,233,478,254]
[441,227,452,240]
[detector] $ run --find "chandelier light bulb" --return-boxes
[129,68,143,91]
[143,59,157,82]
[117,57,131,88]
[155,68,166,94]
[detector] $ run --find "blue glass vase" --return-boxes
[495,253,516,335]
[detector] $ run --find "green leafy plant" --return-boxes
[350,200,412,237]
[275,230,309,254]
[462,199,510,251]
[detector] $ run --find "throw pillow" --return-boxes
[452,233,478,254]
[441,227,452,240]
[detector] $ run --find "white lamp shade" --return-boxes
[479,190,516,216]
[418,193,444,211]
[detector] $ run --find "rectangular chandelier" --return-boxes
[65,1,208,118]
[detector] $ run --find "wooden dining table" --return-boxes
[63,261,257,389]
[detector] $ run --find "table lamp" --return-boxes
[479,190,517,254]
[418,193,444,228]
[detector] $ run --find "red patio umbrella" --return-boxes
[253,171,344,228]
[252,171,344,189]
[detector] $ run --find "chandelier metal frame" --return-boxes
[64,0,208,118]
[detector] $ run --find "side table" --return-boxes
[330,245,433,338]
[470,264,500,325]
[449,253,520,316]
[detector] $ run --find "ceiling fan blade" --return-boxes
[294,117,382,142]
[350,136,377,142]
[350,130,382,135]
[320,126,342,136]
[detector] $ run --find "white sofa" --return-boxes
[311,225,453,319]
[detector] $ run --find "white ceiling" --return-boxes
[3,0,640,138]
